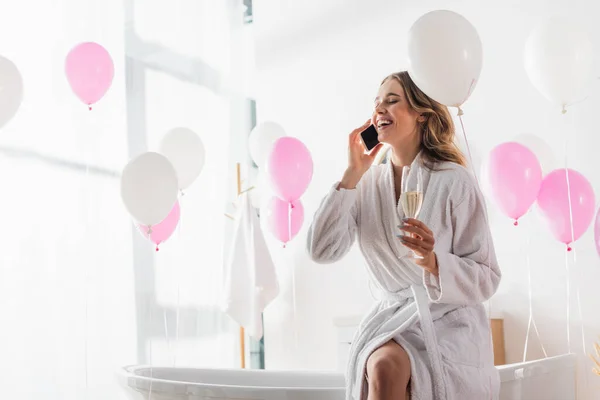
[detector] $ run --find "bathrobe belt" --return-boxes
[382,286,448,400]
[348,285,457,400]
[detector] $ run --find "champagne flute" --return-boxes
[400,164,424,259]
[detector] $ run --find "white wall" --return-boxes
[254,0,600,395]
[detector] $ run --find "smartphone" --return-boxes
[360,124,380,152]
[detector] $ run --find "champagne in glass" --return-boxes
[400,164,424,259]
[400,191,423,219]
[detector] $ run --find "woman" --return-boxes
[307,71,501,400]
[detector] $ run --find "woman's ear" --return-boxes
[417,115,426,123]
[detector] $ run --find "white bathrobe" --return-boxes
[307,154,501,400]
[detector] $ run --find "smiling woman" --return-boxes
[373,72,466,169]
[307,70,500,400]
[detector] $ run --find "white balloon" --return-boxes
[524,17,594,108]
[249,121,286,168]
[120,152,179,226]
[408,10,483,108]
[513,133,559,175]
[159,127,205,190]
[249,171,270,209]
[0,56,23,130]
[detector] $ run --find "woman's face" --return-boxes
[371,78,422,148]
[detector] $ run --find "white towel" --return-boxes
[221,192,279,339]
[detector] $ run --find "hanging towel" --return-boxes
[221,192,279,339]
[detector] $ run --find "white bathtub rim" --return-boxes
[496,353,576,382]
[118,365,346,393]
[119,353,576,394]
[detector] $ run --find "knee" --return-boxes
[366,349,411,389]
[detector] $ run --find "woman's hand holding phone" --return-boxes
[339,120,383,190]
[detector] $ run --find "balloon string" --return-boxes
[523,317,532,362]
[458,111,494,362]
[174,276,181,367]
[564,111,576,248]
[82,121,92,398]
[564,169,575,250]
[531,219,548,358]
[523,229,532,362]
[148,304,154,400]
[458,113,479,187]
[288,202,299,353]
[565,106,589,367]
[164,310,170,358]
[563,109,574,353]
[565,248,572,353]
[532,319,548,358]
[522,225,548,362]
[574,249,590,398]
[84,268,89,394]
[574,249,586,355]
[292,253,299,355]
[172,202,183,367]
[288,202,292,246]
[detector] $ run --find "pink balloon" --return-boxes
[486,142,542,225]
[263,197,304,244]
[594,209,600,258]
[137,201,180,251]
[266,137,313,202]
[537,168,595,250]
[65,42,114,109]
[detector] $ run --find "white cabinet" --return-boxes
[332,315,361,373]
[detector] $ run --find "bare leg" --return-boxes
[366,340,411,400]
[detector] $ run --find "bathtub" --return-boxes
[498,354,576,400]
[117,366,345,400]
[118,353,576,400]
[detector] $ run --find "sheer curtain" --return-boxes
[0,0,249,398]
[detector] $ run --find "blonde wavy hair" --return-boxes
[376,71,466,168]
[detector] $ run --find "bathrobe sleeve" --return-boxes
[424,176,501,305]
[306,178,361,264]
